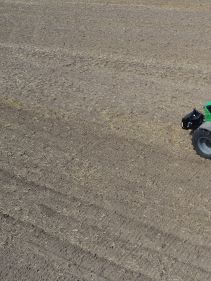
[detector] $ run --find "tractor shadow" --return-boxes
[189,130,194,136]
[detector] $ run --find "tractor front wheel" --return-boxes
[192,129,211,159]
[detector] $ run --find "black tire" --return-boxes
[192,129,211,159]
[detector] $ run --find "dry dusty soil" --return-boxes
[0,0,211,280]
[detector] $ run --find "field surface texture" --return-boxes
[0,1,211,280]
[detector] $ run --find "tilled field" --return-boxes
[0,1,211,280]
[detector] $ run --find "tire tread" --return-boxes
[192,129,211,159]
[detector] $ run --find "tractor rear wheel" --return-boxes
[192,128,211,159]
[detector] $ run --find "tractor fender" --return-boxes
[199,122,211,132]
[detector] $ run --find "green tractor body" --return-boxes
[203,101,211,122]
[182,101,211,159]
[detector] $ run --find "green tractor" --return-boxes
[182,102,211,159]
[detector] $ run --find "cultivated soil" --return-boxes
[0,1,211,280]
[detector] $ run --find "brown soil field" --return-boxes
[0,1,211,280]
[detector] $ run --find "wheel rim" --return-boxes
[198,136,211,155]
